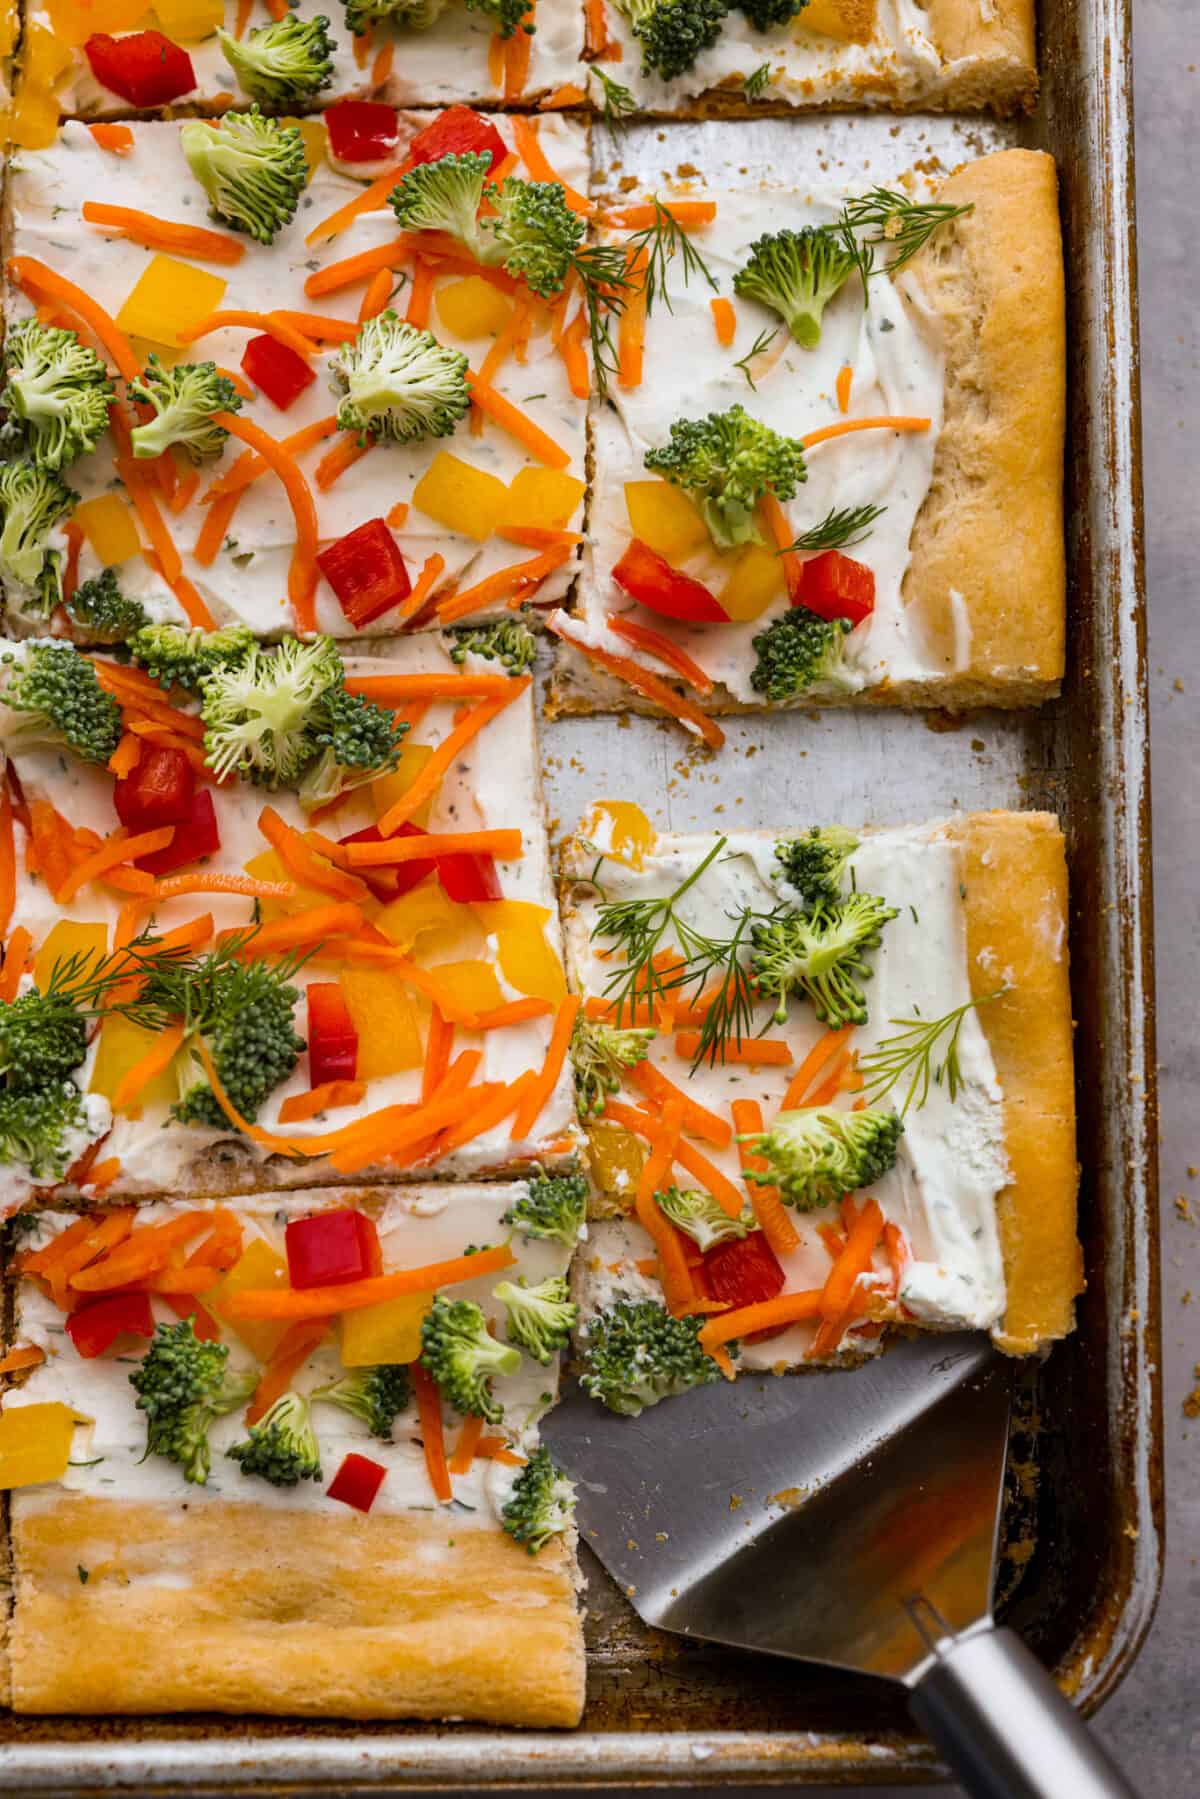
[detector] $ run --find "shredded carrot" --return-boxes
[71,1214,211,1293]
[247,1318,330,1426]
[539,81,587,107]
[607,200,717,230]
[474,301,535,408]
[58,825,173,903]
[506,991,579,1140]
[314,432,374,491]
[229,1242,517,1321]
[802,415,931,450]
[547,616,725,751]
[215,412,319,632]
[464,371,571,468]
[710,296,736,345]
[804,1042,855,1109]
[758,489,804,605]
[0,787,13,941]
[304,237,417,298]
[203,416,338,502]
[820,1198,884,1323]
[0,1344,45,1375]
[353,20,371,63]
[180,310,314,361]
[510,116,592,214]
[8,256,140,381]
[192,487,241,566]
[429,1076,525,1158]
[634,1097,693,1313]
[370,37,394,82]
[503,1,535,97]
[377,684,529,833]
[88,123,134,154]
[411,1363,453,1501]
[883,1221,908,1293]
[835,365,853,414]
[345,671,521,703]
[473,998,554,1031]
[306,163,415,248]
[340,828,522,868]
[674,1031,790,1066]
[422,1007,454,1105]
[497,525,581,550]
[602,1098,744,1217]
[152,874,292,903]
[436,544,573,625]
[111,1020,185,1115]
[449,1410,485,1475]
[62,521,84,603]
[397,551,447,624]
[617,245,647,390]
[258,806,368,901]
[388,501,409,529]
[487,29,506,84]
[699,1289,823,1368]
[730,1098,800,1256]
[629,1061,731,1148]
[278,1080,366,1123]
[234,0,252,31]
[168,461,201,514]
[606,613,714,696]
[359,266,394,322]
[81,202,244,265]
[271,311,360,347]
[556,305,590,399]
[584,0,613,52]
[219,901,363,956]
[781,1025,855,1110]
[0,926,30,1004]
[404,255,436,330]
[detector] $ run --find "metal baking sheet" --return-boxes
[0,0,1157,1782]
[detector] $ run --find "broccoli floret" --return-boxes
[579,1297,722,1416]
[64,568,149,644]
[501,1445,576,1553]
[332,311,470,446]
[0,462,76,616]
[656,1185,752,1252]
[129,621,256,694]
[733,225,857,350]
[749,608,855,704]
[128,358,243,465]
[217,11,334,103]
[0,641,122,765]
[419,1294,521,1423]
[739,1105,902,1212]
[130,1318,257,1485]
[201,633,342,787]
[617,0,727,80]
[312,1364,411,1439]
[0,990,86,1093]
[774,825,859,911]
[493,1276,577,1364]
[344,0,448,32]
[296,682,407,811]
[390,152,493,256]
[464,0,531,38]
[502,1172,587,1245]
[228,1391,322,1486]
[181,110,307,246]
[570,1013,656,1118]
[481,179,584,297]
[448,619,537,675]
[0,1080,94,1181]
[750,893,896,1027]
[1,319,112,472]
[736,0,806,27]
[644,404,806,549]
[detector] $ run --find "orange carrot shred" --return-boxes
[510,992,580,1141]
[547,615,725,751]
[605,613,715,696]
[81,202,244,265]
[405,256,436,329]
[801,415,931,451]
[412,1364,453,1501]
[510,116,592,214]
[247,1319,331,1425]
[835,365,853,414]
[376,683,529,833]
[781,1024,855,1110]
[731,1098,801,1256]
[278,1080,366,1123]
[710,296,736,345]
[88,123,134,154]
[449,1410,485,1475]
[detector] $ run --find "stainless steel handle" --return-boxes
[908,1625,1140,1799]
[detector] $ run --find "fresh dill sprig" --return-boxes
[590,837,727,1026]
[837,187,974,295]
[625,199,718,318]
[855,990,1004,1116]
[570,239,635,400]
[743,61,772,100]
[116,930,310,1035]
[786,502,888,554]
[732,325,778,390]
[590,66,636,135]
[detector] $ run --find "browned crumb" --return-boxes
[1184,1365,1200,1418]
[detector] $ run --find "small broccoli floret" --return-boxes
[128,358,243,465]
[130,1318,257,1485]
[332,311,470,446]
[0,462,76,616]
[390,152,492,256]
[493,1276,577,1364]
[481,179,583,297]
[579,1297,722,1416]
[1,319,112,472]
[448,619,537,675]
[739,1105,902,1212]
[733,225,857,350]
[501,1445,576,1553]
[200,633,342,787]
[736,0,806,26]
[419,1294,521,1423]
[464,0,531,38]
[750,893,896,1027]
[570,1013,656,1118]
[0,988,88,1093]
[0,1081,94,1181]
[217,11,334,103]
[312,1364,411,1439]
[344,0,448,32]
[656,1185,752,1252]
[129,621,255,694]
[617,0,726,80]
[64,568,149,644]
[749,608,856,704]
[181,110,307,246]
[0,641,122,765]
[228,1391,322,1486]
[296,682,407,811]
[502,1172,587,1245]
[774,825,859,911]
[644,404,806,549]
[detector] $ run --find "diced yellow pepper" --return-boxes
[472,899,552,933]
[35,920,107,992]
[414,911,487,967]
[341,969,424,1079]
[44,0,148,46]
[412,452,510,544]
[507,467,585,531]
[585,1120,646,1204]
[496,925,566,1005]
[5,87,60,151]
[717,543,785,622]
[0,1403,78,1488]
[89,1014,180,1118]
[0,1,19,56]
[795,0,875,44]
[210,1240,291,1363]
[624,480,710,561]
[425,959,503,1014]
[23,23,72,86]
[583,800,657,870]
[280,115,325,178]
[116,256,228,352]
[371,743,434,829]
[152,0,222,38]
[128,337,186,371]
[375,879,461,951]
[435,276,513,341]
[340,1293,430,1367]
[243,848,330,922]
[72,494,141,568]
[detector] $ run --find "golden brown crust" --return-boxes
[10,1497,585,1723]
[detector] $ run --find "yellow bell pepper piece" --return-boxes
[243,849,330,922]
[280,115,325,177]
[507,467,586,531]
[116,256,228,352]
[435,276,513,341]
[0,0,19,56]
[412,452,510,543]
[583,800,657,870]
[35,920,107,992]
[472,899,552,933]
[424,959,503,1014]
[624,480,710,561]
[496,926,566,1005]
[340,1293,430,1367]
[371,743,434,829]
[5,87,60,151]
[152,0,222,38]
[585,1120,646,1203]
[22,22,73,86]
[72,494,141,568]
[414,909,488,966]
[375,879,461,951]
[44,0,148,45]
[341,969,424,1079]
[0,1403,78,1488]
[717,542,784,622]
[89,1014,180,1118]
[795,0,873,42]
[211,1240,291,1363]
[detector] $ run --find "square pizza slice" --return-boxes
[2,1183,585,1721]
[558,805,1080,1411]
[0,631,578,1213]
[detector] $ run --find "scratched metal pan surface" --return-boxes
[0,0,1157,1786]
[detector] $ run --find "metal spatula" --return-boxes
[542,1334,1138,1799]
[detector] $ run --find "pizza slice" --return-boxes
[558,805,1080,1408]
[1,1182,585,1720]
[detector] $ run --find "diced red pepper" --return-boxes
[285,1209,380,1290]
[327,1451,387,1513]
[83,32,196,108]
[408,105,507,173]
[325,101,399,165]
[136,786,220,876]
[114,744,194,834]
[317,518,412,629]
[306,982,359,1086]
[241,333,316,413]
[703,1232,786,1310]
[795,549,876,627]
[339,822,436,900]
[613,539,729,625]
[437,850,502,903]
[66,1289,155,1359]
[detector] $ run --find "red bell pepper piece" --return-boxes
[703,1232,786,1310]
[66,1289,156,1359]
[317,518,412,629]
[325,101,399,164]
[612,539,729,625]
[136,786,220,875]
[339,822,437,900]
[240,333,316,413]
[327,1451,387,1513]
[306,982,359,1086]
[795,549,875,627]
[285,1209,380,1290]
[437,850,502,903]
[114,744,194,833]
[83,32,196,107]
[408,105,507,173]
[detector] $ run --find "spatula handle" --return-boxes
[908,1624,1139,1799]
